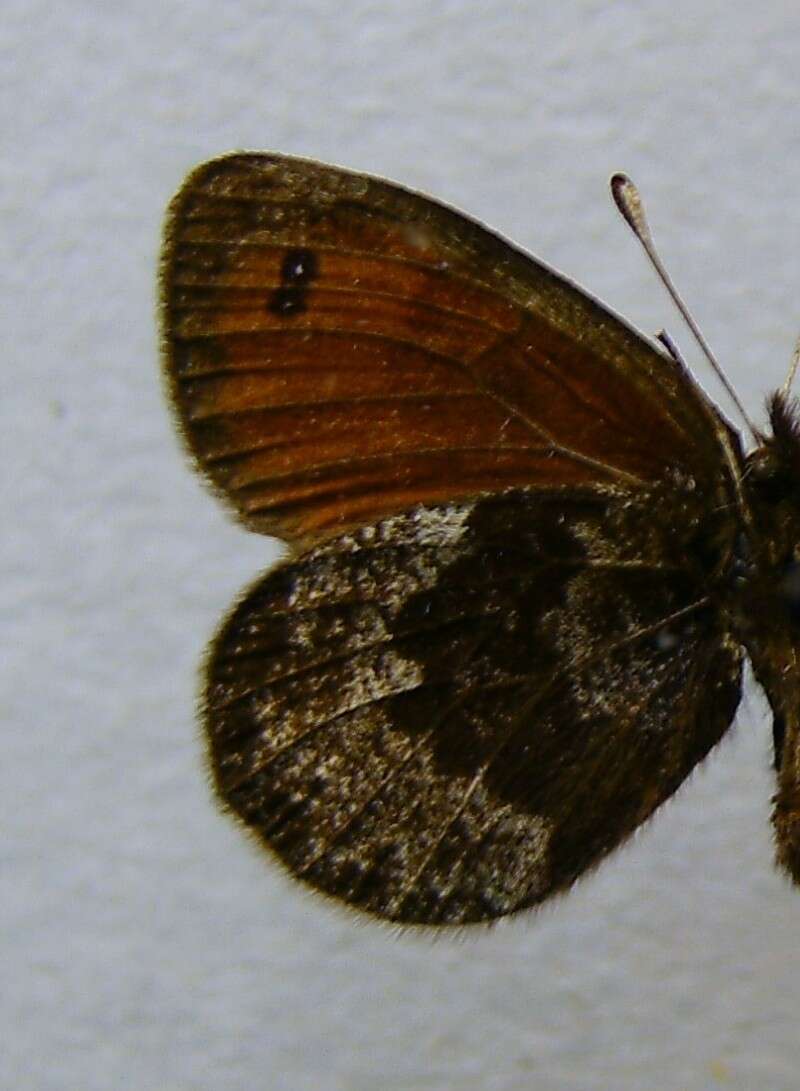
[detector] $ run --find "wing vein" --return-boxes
[172,282,512,336]
[193,390,489,424]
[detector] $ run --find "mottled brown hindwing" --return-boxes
[206,488,742,924]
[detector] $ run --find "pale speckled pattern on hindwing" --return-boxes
[205,486,743,925]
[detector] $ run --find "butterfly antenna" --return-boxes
[610,173,756,441]
[780,334,800,399]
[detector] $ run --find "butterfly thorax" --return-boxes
[737,393,800,630]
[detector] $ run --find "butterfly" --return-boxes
[160,152,800,925]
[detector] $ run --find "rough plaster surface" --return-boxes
[4,2,800,1088]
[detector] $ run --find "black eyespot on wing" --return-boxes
[268,248,319,316]
[269,287,307,316]
[281,248,318,285]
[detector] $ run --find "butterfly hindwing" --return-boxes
[206,487,742,924]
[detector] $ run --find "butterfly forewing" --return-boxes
[161,153,751,924]
[161,153,734,547]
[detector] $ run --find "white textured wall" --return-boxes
[5,2,800,1088]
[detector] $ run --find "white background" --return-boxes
[5,2,800,1089]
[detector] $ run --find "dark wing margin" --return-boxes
[205,489,742,924]
[160,152,736,548]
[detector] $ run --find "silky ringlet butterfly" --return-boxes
[160,153,800,925]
